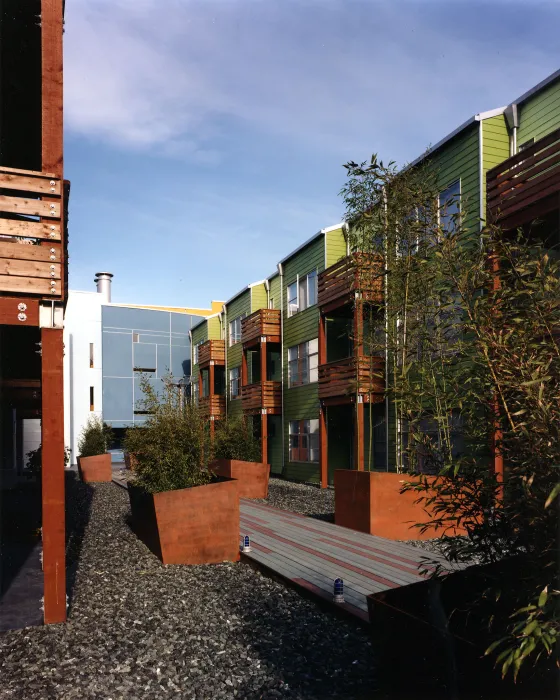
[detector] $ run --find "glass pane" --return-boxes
[300,357,309,384]
[299,277,307,311]
[289,420,299,436]
[439,180,460,233]
[289,359,298,385]
[302,420,310,434]
[288,346,297,361]
[307,270,317,306]
[309,419,319,434]
[308,337,318,355]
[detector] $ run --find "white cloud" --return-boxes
[64,0,558,164]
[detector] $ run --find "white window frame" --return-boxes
[288,339,318,387]
[289,419,320,463]
[229,367,240,398]
[287,269,318,318]
[229,315,245,346]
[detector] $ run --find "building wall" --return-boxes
[102,306,202,429]
[282,235,324,483]
[225,289,251,418]
[482,114,510,219]
[268,273,281,310]
[190,315,222,387]
[517,78,560,146]
[325,225,347,266]
[63,291,103,464]
[250,282,268,312]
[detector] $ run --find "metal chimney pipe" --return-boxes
[94,272,113,303]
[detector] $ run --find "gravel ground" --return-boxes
[255,479,335,522]
[0,479,378,700]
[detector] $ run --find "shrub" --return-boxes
[124,374,211,494]
[25,445,70,477]
[78,415,113,458]
[212,416,262,462]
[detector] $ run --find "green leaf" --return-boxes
[544,483,560,509]
[522,620,538,636]
[538,587,548,608]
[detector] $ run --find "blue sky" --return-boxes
[64,0,560,308]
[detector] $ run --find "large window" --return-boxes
[229,367,240,398]
[289,419,319,463]
[288,339,318,386]
[193,340,204,365]
[438,180,461,233]
[229,315,245,346]
[287,269,318,317]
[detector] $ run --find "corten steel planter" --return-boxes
[334,470,463,540]
[367,557,555,699]
[209,459,269,499]
[77,453,112,483]
[124,452,138,471]
[128,478,240,565]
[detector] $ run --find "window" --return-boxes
[193,341,204,365]
[229,367,240,398]
[288,339,318,386]
[133,333,139,343]
[518,138,534,152]
[201,369,209,398]
[269,297,275,310]
[229,315,245,346]
[438,180,461,234]
[89,387,94,411]
[289,419,319,462]
[192,382,199,405]
[89,343,94,368]
[287,269,318,317]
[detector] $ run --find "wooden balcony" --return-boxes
[0,166,66,300]
[487,127,560,231]
[242,308,281,347]
[198,339,225,367]
[199,394,226,418]
[318,356,384,402]
[241,381,282,414]
[318,253,383,312]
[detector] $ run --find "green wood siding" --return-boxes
[225,290,250,411]
[482,115,510,221]
[190,321,209,384]
[250,283,268,312]
[428,123,481,233]
[282,236,324,482]
[268,273,281,309]
[326,226,347,267]
[518,78,560,146]
[268,415,283,474]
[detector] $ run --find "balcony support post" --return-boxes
[261,411,268,464]
[241,348,248,387]
[355,398,365,471]
[260,338,267,382]
[320,403,328,488]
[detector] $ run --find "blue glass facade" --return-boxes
[102,306,202,428]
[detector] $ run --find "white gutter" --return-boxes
[277,261,285,476]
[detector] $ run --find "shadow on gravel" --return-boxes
[65,471,94,614]
[308,512,335,523]
[229,569,379,700]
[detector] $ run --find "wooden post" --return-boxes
[319,404,328,488]
[354,300,365,471]
[261,412,268,464]
[260,339,267,382]
[209,362,215,400]
[241,348,248,387]
[490,252,504,493]
[41,328,66,623]
[41,0,65,625]
[319,313,328,487]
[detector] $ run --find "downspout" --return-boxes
[264,278,270,307]
[479,120,485,234]
[277,262,285,476]
[383,186,390,472]
[188,329,193,402]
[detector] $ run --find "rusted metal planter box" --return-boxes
[128,478,240,565]
[334,470,457,540]
[77,453,112,483]
[209,459,269,499]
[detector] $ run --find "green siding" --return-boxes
[250,282,268,312]
[207,316,222,341]
[268,415,283,474]
[225,289,250,412]
[428,123,481,233]
[482,114,510,222]
[190,320,209,384]
[282,236,324,483]
[268,273,281,310]
[326,226,347,266]
[518,78,560,146]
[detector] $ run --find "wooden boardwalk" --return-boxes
[240,499,441,622]
[112,470,442,623]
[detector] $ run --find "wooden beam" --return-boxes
[0,241,61,262]
[0,275,61,296]
[0,219,61,240]
[0,172,61,196]
[41,0,64,178]
[41,327,66,624]
[0,259,61,280]
[261,412,268,465]
[0,297,40,325]
[356,401,365,471]
[0,194,60,218]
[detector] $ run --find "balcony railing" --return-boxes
[198,339,225,367]
[241,380,282,413]
[199,394,226,418]
[242,308,281,347]
[318,355,384,400]
[0,166,66,299]
[318,253,383,310]
[487,127,560,231]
